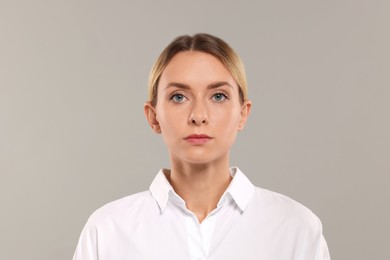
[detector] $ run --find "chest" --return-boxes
[96,207,313,260]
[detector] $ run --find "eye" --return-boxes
[170,93,187,103]
[212,92,228,102]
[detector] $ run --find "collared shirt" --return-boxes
[73,167,330,260]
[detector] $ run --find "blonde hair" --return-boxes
[148,33,248,106]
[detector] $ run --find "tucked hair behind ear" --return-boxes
[148,33,248,107]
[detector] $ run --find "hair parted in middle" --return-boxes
[148,33,248,107]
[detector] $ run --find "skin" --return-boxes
[144,51,251,223]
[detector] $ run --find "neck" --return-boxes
[168,155,232,223]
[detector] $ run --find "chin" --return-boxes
[184,158,215,165]
[172,149,228,165]
[180,154,214,164]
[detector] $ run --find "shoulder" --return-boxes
[251,186,323,231]
[84,190,154,227]
[243,187,329,258]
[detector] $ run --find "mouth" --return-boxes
[184,134,212,145]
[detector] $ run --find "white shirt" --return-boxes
[73,167,330,260]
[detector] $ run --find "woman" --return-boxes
[73,33,330,259]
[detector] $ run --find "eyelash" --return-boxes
[212,92,229,102]
[169,92,187,103]
[169,91,229,103]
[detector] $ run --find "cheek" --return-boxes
[157,107,186,136]
[212,107,241,134]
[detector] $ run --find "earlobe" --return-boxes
[144,102,161,134]
[238,100,252,131]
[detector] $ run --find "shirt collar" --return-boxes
[224,167,255,211]
[149,167,255,213]
[149,169,174,212]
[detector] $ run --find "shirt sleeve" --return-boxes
[72,221,99,260]
[313,222,331,260]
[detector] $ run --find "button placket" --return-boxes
[185,214,206,260]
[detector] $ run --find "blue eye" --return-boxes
[171,94,186,103]
[212,93,227,102]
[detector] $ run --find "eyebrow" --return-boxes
[165,81,233,90]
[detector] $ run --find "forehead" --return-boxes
[159,51,237,88]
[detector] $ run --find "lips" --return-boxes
[184,134,212,145]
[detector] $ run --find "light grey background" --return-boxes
[1,1,389,259]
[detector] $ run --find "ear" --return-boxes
[144,102,161,134]
[238,100,252,131]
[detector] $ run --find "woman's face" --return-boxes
[145,51,251,165]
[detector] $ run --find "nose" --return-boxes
[188,100,209,125]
